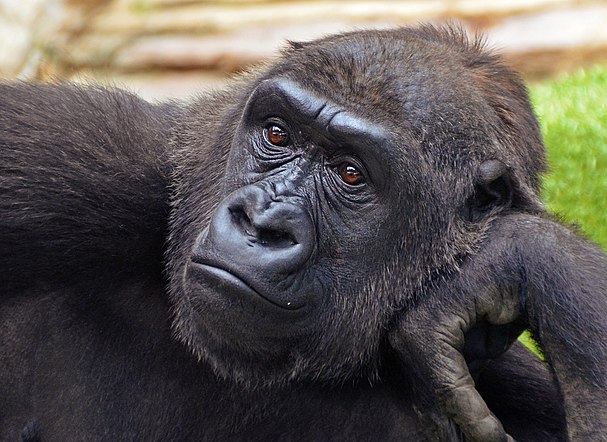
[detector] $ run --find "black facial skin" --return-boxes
[176,77,402,383]
[1,25,604,441]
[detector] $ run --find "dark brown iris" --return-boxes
[264,124,289,146]
[338,163,363,186]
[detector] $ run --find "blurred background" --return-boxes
[1,0,607,99]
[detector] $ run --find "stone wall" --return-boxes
[2,0,607,98]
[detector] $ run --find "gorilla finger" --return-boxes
[436,356,513,442]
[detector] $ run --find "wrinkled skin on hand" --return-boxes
[390,214,607,441]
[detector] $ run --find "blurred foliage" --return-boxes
[531,64,607,248]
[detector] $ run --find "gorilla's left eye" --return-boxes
[337,162,365,186]
[264,124,290,147]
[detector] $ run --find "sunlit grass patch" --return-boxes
[531,65,607,248]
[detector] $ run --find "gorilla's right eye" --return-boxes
[263,124,290,147]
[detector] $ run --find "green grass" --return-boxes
[517,65,607,357]
[531,65,607,248]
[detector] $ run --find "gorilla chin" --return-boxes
[179,261,374,388]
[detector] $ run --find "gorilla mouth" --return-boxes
[189,260,304,311]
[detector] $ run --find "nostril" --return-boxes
[229,206,297,248]
[229,207,254,237]
[258,228,298,249]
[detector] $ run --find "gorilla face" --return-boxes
[168,28,544,386]
[179,78,408,385]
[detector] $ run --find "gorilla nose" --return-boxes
[231,203,299,249]
[203,185,315,274]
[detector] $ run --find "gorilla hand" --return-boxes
[390,213,607,441]
[389,250,522,441]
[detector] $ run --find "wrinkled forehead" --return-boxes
[269,33,491,141]
[243,77,390,147]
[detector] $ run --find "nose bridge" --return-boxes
[265,158,313,203]
[247,180,308,230]
[253,202,301,239]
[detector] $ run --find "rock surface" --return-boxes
[1,0,607,98]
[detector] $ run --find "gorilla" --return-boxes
[1,25,606,441]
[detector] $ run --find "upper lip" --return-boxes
[189,258,304,311]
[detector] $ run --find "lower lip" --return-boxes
[189,262,303,311]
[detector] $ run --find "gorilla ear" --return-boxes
[466,159,513,222]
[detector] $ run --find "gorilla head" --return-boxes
[167,26,546,387]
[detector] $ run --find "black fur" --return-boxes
[3,25,604,440]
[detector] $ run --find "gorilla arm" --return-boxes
[0,83,175,290]
[389,214,607,441]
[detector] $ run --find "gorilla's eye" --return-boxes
[337,162,364,186]
[264,124,290,147]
